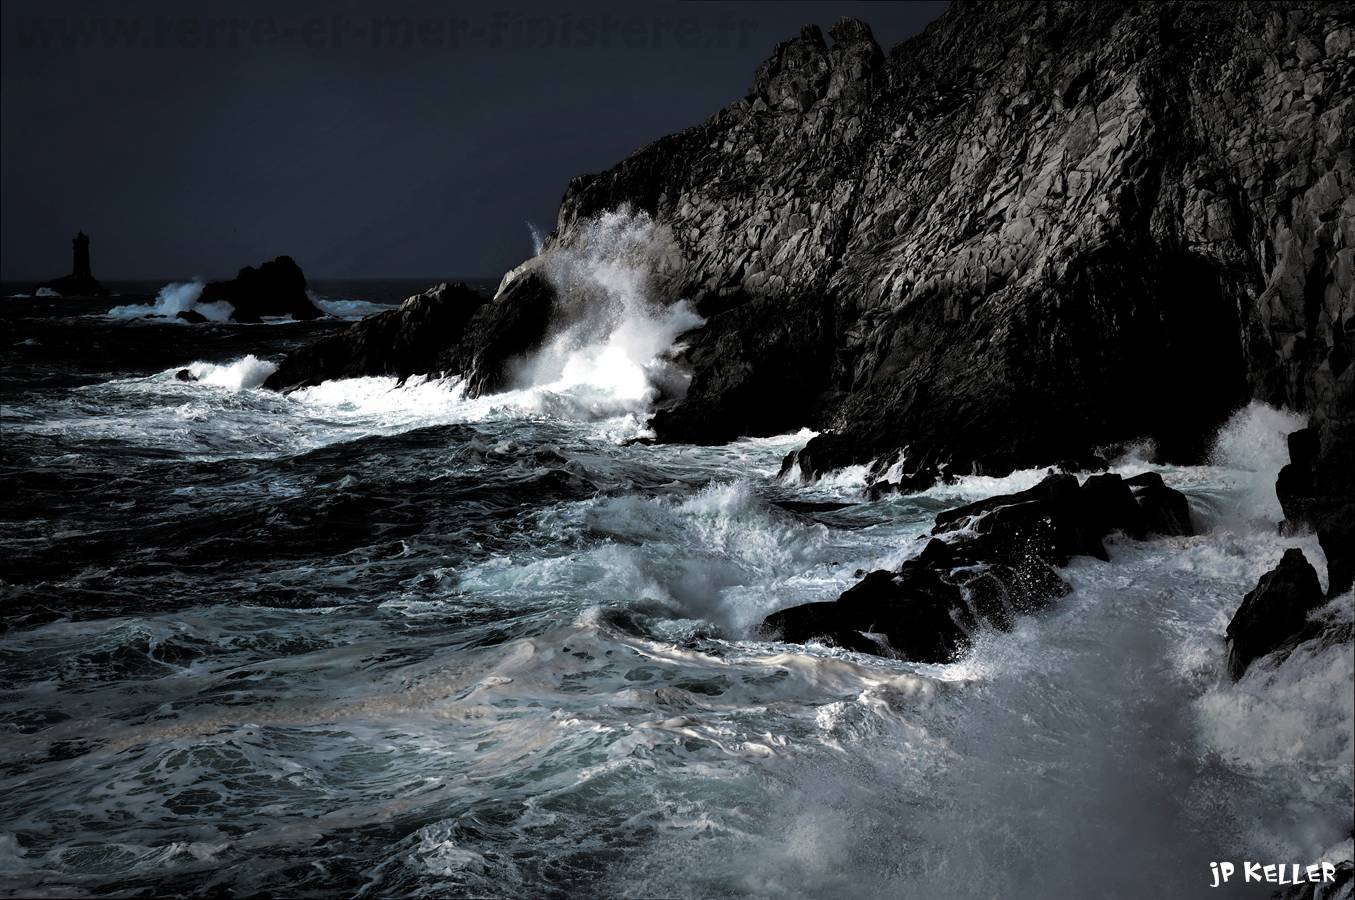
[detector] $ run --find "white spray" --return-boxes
[514,208,702,418]
[107,280,235,322]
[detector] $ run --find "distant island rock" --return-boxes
[199,255,324,323]
[38,231,108,297]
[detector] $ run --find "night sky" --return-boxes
[1,0,947,281]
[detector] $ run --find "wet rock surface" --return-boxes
[263,282,488,391]
[551,3,1352,482]
[264,270,558,394]
[1276,420,1355,598]
[1225,547,1327,680]
[762,471,1196,661]
[266,3,1351,489]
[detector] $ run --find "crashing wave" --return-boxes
[107,281,235,323]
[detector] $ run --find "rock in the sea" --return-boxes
[199,256,323,323]
[38,231,108,297]
[456,266,557,396]
[1123,472,1195,537]
[1276,420,1355,598]
[264,282,488,391]
[762,471,1194,661]
[264,269,558,395]
[175,309,208,324]
[1224,548,1326,680]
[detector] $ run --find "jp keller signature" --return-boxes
[1210,861,1339,888]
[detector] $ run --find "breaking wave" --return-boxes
[514,208,703,421]
[5,261,1350,900]
[107,280,234,322]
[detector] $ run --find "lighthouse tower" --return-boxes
[72,232,93,281]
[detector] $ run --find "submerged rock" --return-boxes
[199,256,323,323]
[762,471,1195,661]
[1224,548,1326,680]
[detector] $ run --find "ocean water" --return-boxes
[1,259,1351,897]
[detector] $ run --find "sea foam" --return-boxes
[108,280,235,322]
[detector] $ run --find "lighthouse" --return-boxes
[72,232,93,281]
[37,231,108,296]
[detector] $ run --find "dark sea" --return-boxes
[0,271,1350,898]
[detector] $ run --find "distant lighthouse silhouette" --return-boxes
[72,231,93,281]
[38,230,108,295]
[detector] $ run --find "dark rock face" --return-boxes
[39,231,108,296]
[199,256,323,323]
[761,472,1196,661]
[264,282,488,391]
[1225,548,1326,680]
[650,291,838,443]
[262,4,1349,479]
[1276,420,1355,597]
[264,270,558,395]
[1123,472,1195,538]
[456,268,556,396]
[544,3,1350,481]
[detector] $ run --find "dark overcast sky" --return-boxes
[1,0,947,281]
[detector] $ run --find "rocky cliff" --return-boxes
[549,1,1352,483]
[269,1,1352,484]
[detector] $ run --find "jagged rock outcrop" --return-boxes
[39,231,108,296]
[263,269,557,393]
[200,256,323,323]
[1276,420,1355,597]
[546,2,1352,485]
[264,282,487,390]
[762,471,1196,660]
[267,3,1350,488]
[1225,547,1327,679]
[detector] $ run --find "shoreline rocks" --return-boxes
[761,471,1196,661]
[263,4,1349,494]
[1221,417,1353,682]
[1224,548,1326,680]
[263,282,487,390]
[549,2,1350,483]
[1276,421,1355,598]
[263,268,558,394]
